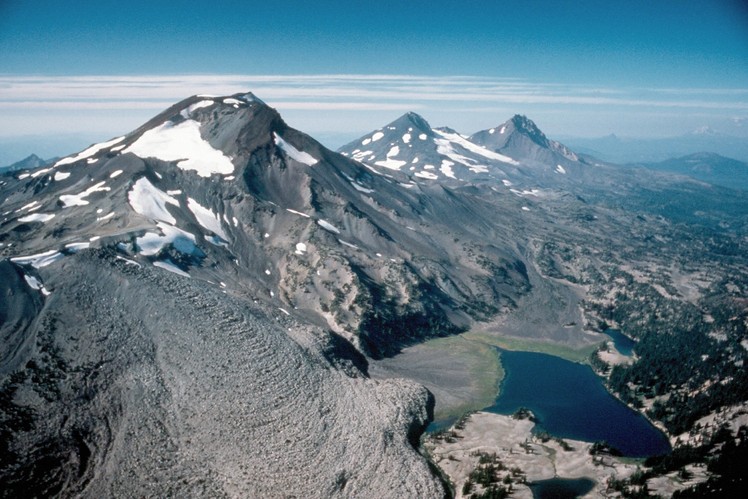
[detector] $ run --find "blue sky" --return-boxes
[0,0,747,162]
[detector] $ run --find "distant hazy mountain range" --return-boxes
[563,130,748,164]
[0,154,55,173]
[635,152,748,191]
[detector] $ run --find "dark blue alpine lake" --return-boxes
[485,349,671,458]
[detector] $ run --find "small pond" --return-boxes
[529,477,596,499]
[605,329,636,356]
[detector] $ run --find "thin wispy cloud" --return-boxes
[0,75,746,144]
[1,74,745,112]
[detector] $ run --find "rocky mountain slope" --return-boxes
[2,92,747,496]
[0,93,457,497]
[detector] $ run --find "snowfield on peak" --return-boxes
[435,129,519,165]
[128,177,180,224]
[136,221,197,256]
[180,99,215,119]
[273,133,318,166]
[54,136,126,167]
[124,119,234,177]
[59,181,111,208]
[187,197,228,240]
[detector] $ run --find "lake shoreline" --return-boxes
[424,411,642,499]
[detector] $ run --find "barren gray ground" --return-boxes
[1,251,444,498]
[371,335,502,421]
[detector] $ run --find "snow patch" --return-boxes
[65,242,91,252]
[125,119,234,177]
[338,239,359,250]
[59,181,110,207]
[556,164,567,174]
[205,235,228,247]
[110,169,123,178]
[16,201,39,213]
[439,160,456,179]
[18,213,55,223]
[96,212,114,221]
[31,168,52,178]
[154,259,191,278]
[273,133,318,166]
[11,250,64,268]
[223,98,242,105]
[55,136,126,167]
[415,171,438,180]
[116,255,141,267]
[23,274,50,295]
[180,100,214,118]
[362,138,371,146]
[54,171,71,181]
[295,242,307,255]
[318,219,341,234]
[351,181,374,193]
[468,165,489,174]
[510,188,542,197]
[187,197,228,240]
[128,177,179,224]
[402,133,411,144]
[352,150,374,161]
[371,131,384,142]
[435,129,519,165]
[136,222,197,256]
[418,133,427,140]
[375,144,406,170]
[286,208,310,218]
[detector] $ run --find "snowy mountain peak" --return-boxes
[43,93,300,180]
[508,114,550,147]
[390,112,435,136]
[0,153,49,172]
[470,114,581,166]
